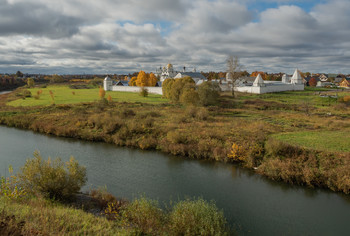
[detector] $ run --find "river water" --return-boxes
[0,125,349,235]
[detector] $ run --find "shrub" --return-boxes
[122,196,165,235]
[18,151,87,200]
[0,166,27,200]
[23,90,32,98]
[139,87,149,97]
[168,198,227,236]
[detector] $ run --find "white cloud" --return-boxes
[0,0,350,74]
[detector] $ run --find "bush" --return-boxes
[139,87,149,97]
[23,90,32,98]
[122,196,165,235]
[18,151,87,200]
[168,198,227,236]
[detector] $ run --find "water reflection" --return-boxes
[1,125,350,235]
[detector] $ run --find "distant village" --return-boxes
[1,65,350,94]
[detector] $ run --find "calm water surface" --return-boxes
[0,125,349,235]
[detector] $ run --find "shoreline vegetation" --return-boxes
[1,154,229,235]
[0,85,350,195]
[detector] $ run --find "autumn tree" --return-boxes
[136,71,148,87]
[129,77,137,86]
[149,72,158,86]
[226,55,242,97]
[309,77,317,87]
[135,71,158,87]
[99,86,106,99]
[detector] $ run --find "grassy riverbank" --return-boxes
[1,154,228,235]
[0,86,350,194]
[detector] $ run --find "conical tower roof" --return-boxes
[104,75,112,81]
[291,69,303,84]
[253,74,265,87]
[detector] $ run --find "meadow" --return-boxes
[1,85,350,194]
[7,85,167,106]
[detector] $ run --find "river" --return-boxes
[0,125,349,235]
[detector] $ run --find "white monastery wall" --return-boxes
[111,86,163,95]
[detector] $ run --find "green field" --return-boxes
[7,86,168,106]
[273,131,350,152]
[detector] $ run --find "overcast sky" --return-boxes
[0,0,349,74]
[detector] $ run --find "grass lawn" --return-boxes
[273,131,350,152]
[7,85,168,106]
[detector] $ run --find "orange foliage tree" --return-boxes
[132,70,158,87]
[251,71,266,80]
[136,70,148,87]
[129,76,137,86]
[99,86,106,99]
[149,72,158,86]
[309,77,317,87]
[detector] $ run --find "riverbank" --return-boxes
[0,86,350,194]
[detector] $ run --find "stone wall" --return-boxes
[110,86,163,95]
[235,84,304,94]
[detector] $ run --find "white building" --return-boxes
[155,64,177,82]
[221,69,304,94]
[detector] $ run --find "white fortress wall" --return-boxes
[235,84,304,94]
[110,86,163,95]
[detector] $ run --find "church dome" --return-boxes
[167,63,173,69]
[104,76,112,81]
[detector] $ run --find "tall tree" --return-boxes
[226,55,242,97]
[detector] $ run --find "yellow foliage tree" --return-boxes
[129,77,137,86]
[107,95,112,102]
[227,143,245,162]
[149,72,158,86]
[136,70,148,87]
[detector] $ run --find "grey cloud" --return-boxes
[0,0,82,38]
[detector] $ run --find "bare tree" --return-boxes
[226,55,242,97]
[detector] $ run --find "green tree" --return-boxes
[180,85,199,106]
[27,77,34,87]
[162,78,175,99]
[16,71,23,78]
[169,77,195,103]
[197,81,220,106]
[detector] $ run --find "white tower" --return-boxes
[290,69,303,84]
[253,74,265,87]
[104,76,112,91]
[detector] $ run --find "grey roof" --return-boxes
[180,72,206,80]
